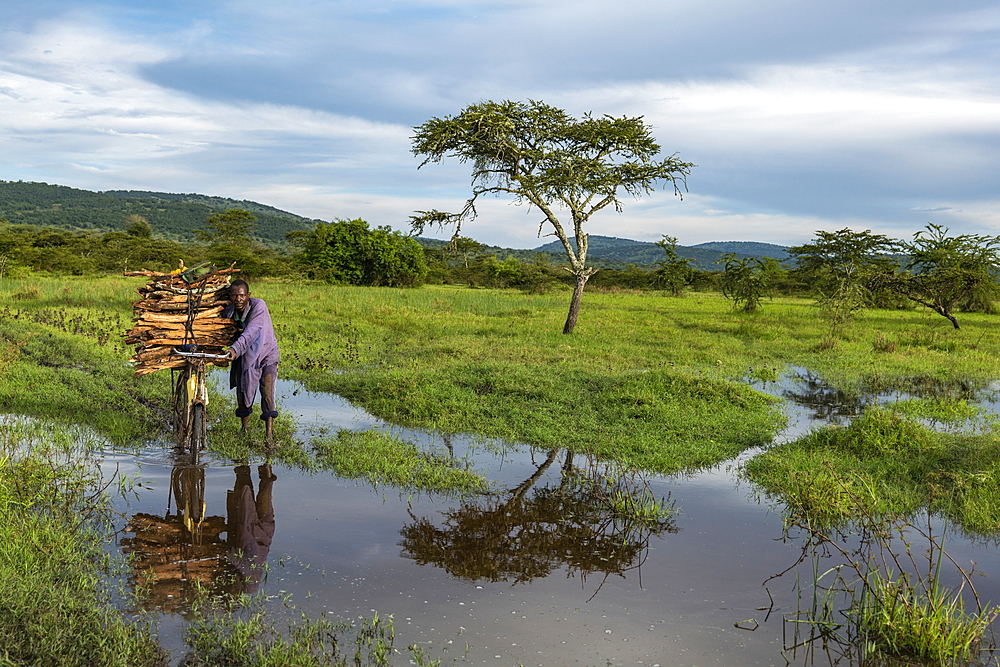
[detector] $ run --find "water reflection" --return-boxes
[752,367,1000,427]
[120,452,277,611]
[227,463,276,594]
[399,450,678,586]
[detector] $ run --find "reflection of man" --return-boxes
[222,279,280,443]
[226,464,277,594]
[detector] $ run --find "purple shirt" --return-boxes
[223,297,280,391]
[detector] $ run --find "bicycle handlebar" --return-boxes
[174,349,230,360]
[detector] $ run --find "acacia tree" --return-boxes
[410,100,694,334]
[787,228,898,326]
[653,235,695,296]
[870,224,1000,329]
[718,253,784,313]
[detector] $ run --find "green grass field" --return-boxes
[3,276,1000,474]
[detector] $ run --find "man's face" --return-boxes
[231,284,250,310]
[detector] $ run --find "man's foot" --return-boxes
[264,416,275,447]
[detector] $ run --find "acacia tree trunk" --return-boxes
[563,268,597,334]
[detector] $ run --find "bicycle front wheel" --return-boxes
[190,403,205,452]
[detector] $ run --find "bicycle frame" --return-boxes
[173,350,227,453]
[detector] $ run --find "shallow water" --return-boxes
[100,372,1000,666]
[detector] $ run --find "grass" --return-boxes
[183,604,443,667]
[777,472,1000,667]
[311,428,487,494]
[0,417,164,667]
[0,283,172,442]
[7,274,1000,474]
[743,406,1000,534]
[854,569,999,665]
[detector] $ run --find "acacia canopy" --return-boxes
[411,99,693,333]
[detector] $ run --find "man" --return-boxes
[223,279,280,443]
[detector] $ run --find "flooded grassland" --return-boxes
[3,277,1000,665]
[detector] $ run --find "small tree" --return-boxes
[787,228,898,325]
[718,254,783,313]
[870,224,1000,329]
[124,214,153,238]
[653,235,695,296]
[410,99,693,334]
[450,237,485,269]
[197,209,257,247]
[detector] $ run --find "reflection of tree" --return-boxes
[783,371,999,423]
[121,456,277,612]
[783,371,869,422]
[399,450,677,585]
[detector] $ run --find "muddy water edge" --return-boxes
[100,374,1000,667]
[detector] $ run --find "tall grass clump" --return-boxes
[854,567,997,665]
[776,480,999,667]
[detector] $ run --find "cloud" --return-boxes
[1,2,999,248]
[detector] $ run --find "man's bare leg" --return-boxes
[261,372,277,446]
[241,415,250,433]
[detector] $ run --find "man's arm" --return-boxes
[229,300,273,359]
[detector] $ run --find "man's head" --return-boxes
[231,279,250,310]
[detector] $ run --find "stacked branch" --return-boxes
[124,265,239,376]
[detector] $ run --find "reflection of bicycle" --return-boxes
[173,349,228,453]
[170,461,207,542]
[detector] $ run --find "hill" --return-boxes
[530,235,789,269]
[691,241,790,259]
[0,181,318,247]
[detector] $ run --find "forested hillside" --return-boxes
[0,181,317,247]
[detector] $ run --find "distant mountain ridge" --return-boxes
[692,241,790,258]
[530,236,789,269]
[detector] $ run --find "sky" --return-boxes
[1,1,999,249]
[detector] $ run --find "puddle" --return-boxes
[96,373,1000,666]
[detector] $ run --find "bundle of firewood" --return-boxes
[124,263,239,376]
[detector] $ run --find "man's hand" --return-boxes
[224,348,237,361]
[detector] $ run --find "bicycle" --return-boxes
[172,349,228,453]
